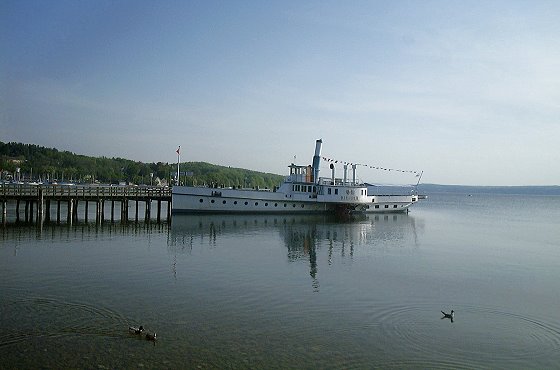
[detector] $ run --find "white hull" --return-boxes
[172,186,417,214]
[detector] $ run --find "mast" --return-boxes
[415,170,423,187]
[414,170,424,193]
[176,146,181,185]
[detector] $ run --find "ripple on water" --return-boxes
[366,302,560,368]
[0,292,131,348]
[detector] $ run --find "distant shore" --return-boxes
[418,184,560,196]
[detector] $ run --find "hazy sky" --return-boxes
[2,0,559,185]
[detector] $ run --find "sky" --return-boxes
[1,0,559,186]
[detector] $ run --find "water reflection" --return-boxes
[1,221,169,251]
[169,213,423,290]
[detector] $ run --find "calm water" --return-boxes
[1,193,560,369]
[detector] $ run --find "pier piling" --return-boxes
[45,199,51,222]
[157,200,161,223]
[135,199,139,222]
[57,201,61,224]
[67,199,73,225]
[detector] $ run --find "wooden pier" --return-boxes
[0,184,171,225]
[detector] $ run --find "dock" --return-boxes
[1,184,171,225]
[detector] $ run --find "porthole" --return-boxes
[384,205,389,208]
[234,201,238,205]
[293,204,296,208]
[274,203,278,207]
[265,203,268,206]
[255,202,259,206]
[284,204,287,207]
[245,201,248,205]
[393,205,398,208]
[301,204,304,208]
[199,199,203,203]
[223,200,226,204]
[211,199,215,203]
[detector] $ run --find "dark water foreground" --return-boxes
[1,193,560,369]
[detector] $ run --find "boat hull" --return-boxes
[172,186,416,214]
[172,187,330,214]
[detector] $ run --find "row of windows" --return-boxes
[290,185,369,197]
[292,185,316,193]
[372,204,400,209]
[326,188,367,196]
[199,198,402,210]
[200,199,306,208]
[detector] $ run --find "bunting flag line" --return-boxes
[321,156,421,175]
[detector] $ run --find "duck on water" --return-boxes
[441,310,454,322]
[128,325,144,334]
[129,325,157,341]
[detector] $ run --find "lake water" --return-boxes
[1,193,560,369]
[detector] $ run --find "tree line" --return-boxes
[0,142,283,189]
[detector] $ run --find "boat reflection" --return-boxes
[170,213,422,248]
[169,213,423,289]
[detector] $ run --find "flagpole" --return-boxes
[176,146,181,185]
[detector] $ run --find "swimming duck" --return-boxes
[128,325,144,334]
[145,332,157,341]
[441,310,454,322]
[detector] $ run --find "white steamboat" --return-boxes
[172,140,422,214]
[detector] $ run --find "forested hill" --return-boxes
[0,142,284,188]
